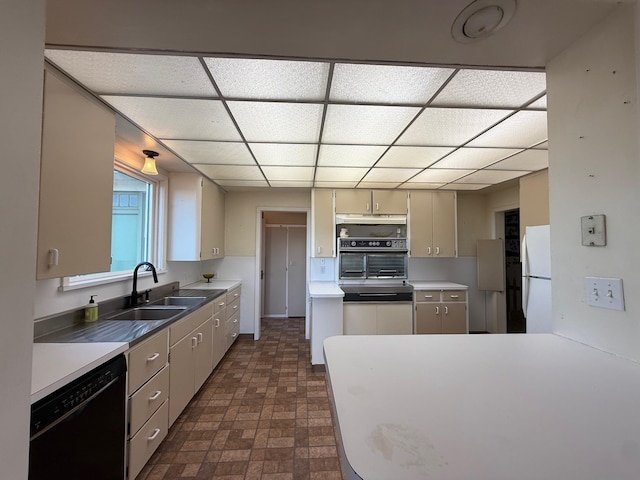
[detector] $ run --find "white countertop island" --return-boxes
[324,334,640,480]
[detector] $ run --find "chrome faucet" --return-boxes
[130,262,158,307]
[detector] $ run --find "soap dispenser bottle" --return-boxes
[84,295,99,322]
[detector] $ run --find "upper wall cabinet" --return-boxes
[168,173,225,261]
[37,70,115,279]
[335,190,408,215]
[409,191,457,258]
[311,189,335,257]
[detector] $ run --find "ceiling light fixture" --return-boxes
[451,0,516,43]
[141,149,159,175]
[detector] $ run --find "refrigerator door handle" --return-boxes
[522,275,530,317]
[521,234,529,278]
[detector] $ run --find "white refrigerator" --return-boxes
[522,225,552,333]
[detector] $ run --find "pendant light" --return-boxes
[141,150,159,175]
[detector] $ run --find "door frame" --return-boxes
[254,207,310,340]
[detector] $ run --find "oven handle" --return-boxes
[358,293,398,297]
[30,375,122,441]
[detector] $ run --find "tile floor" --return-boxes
[137,317,345,480]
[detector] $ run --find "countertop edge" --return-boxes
[309,282,345,298]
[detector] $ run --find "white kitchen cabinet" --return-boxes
[343,303,413,335]
[414,289,468,334]
[37,69,115,279]
[408,191,457,258]
[168,173,225,261]
[212,295,227,369]
[168,304,215,425]
[335,189,407,215]
[225,286,241,348]
[311,189,335,257]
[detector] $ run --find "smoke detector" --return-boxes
[452,0,516,43]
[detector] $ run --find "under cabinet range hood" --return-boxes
[335,214,407,225]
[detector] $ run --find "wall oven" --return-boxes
[338,237,408,280]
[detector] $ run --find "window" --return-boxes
[62,161,166,289]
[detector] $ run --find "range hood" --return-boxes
[335,214,407,225]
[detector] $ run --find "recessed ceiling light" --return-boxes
[452,0,516,43]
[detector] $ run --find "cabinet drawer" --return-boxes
[442,290,466,302]
[129,365,169,436]
[226,296,240,320]
[212,293,227,315]
[169,304,212,346]
[415,290,440,303]
[128,330,169,394]
[128,400,168,480]
[226,320,240,349]
[225,310,240,335]
[226,286,241,304]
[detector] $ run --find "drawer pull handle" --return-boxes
[219,302,226,307]
[435,306,440,315]
[436,246,440,255]
[233,305,238,311]
[147,428,161,441]
[233,318,238,324]
[234,293,239,298]
[427,246,432,255]
[146,353,160,362]
[424,295,433,299]
[48,248,59,267]
[197,332,203,343]
[215,318,220,327]
[232,333,237,338]
[450,295,459,299]
[191,337,198,348]
[444,306,449,315]
[148,390,161,401]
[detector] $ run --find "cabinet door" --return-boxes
[168,332,196,425]
[335,190,371,214]
[210,182,226,257]
[194,319,214,391]
[441,303,467,334]
[408,191,434,257]
[200,179,216,260]
[312,189,335,257]
[376,304,413,334]
[372,190,408,214]
[343,304,377,335]
[415,303,441,334]
[37,70,115,279]
[432,191,457,257]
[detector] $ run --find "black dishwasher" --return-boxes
[29,354,127,480]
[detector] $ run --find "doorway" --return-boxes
[504,209,525,333]
[260,211,307,325]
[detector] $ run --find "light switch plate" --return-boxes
[585,277,625,311]
[581,214,606,246]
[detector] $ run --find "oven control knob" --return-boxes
[386,241,391,247]
[351,241,356,247]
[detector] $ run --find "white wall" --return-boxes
[0,1,44,478]
[546,5,640,360]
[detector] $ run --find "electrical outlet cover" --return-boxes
[581,214,606,246]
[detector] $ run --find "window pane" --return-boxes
[111,170,151,272]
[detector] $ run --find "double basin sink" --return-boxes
[107,296,208,321]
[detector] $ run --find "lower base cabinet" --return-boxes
[414,289,468,334]
[343,303,413,335]
[128,401,169,479]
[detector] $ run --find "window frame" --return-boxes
[60,159,168,291]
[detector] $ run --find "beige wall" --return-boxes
[519,169,549,238]
[547,5,640,360]
[1,1,45,478]
[225,190,311,256]
[263,211,307,226]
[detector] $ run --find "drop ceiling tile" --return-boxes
[410,169,474,183]
[315,167,369,182]
[314,181,360,188]
[396,108,511,146]
[467,111,547,148]
[455,170,530,184]
[486,149,549,170]
[398,182,445,189]
[228,101,323,143]
[103,96,241,141]
[431,69,546,108]
[330,63,453,104]
[317,145,387,167]
[362,168,421,183]
[194,164,265,180]
[323,104,420,144]
[440,183,492,190]
[215,179,270,188]
[249,143,317,166]
[269,180,314,188]
[377,146,454,168]
[262,166,314,181]
[204,57,329,101]
[162,140,254,165]
[431,147,521,169]
[528,96,547,109]
[45,50,217,97]
[357,182,402,189]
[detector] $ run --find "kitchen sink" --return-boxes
[107,306,187,321]
[149,296,207,307]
